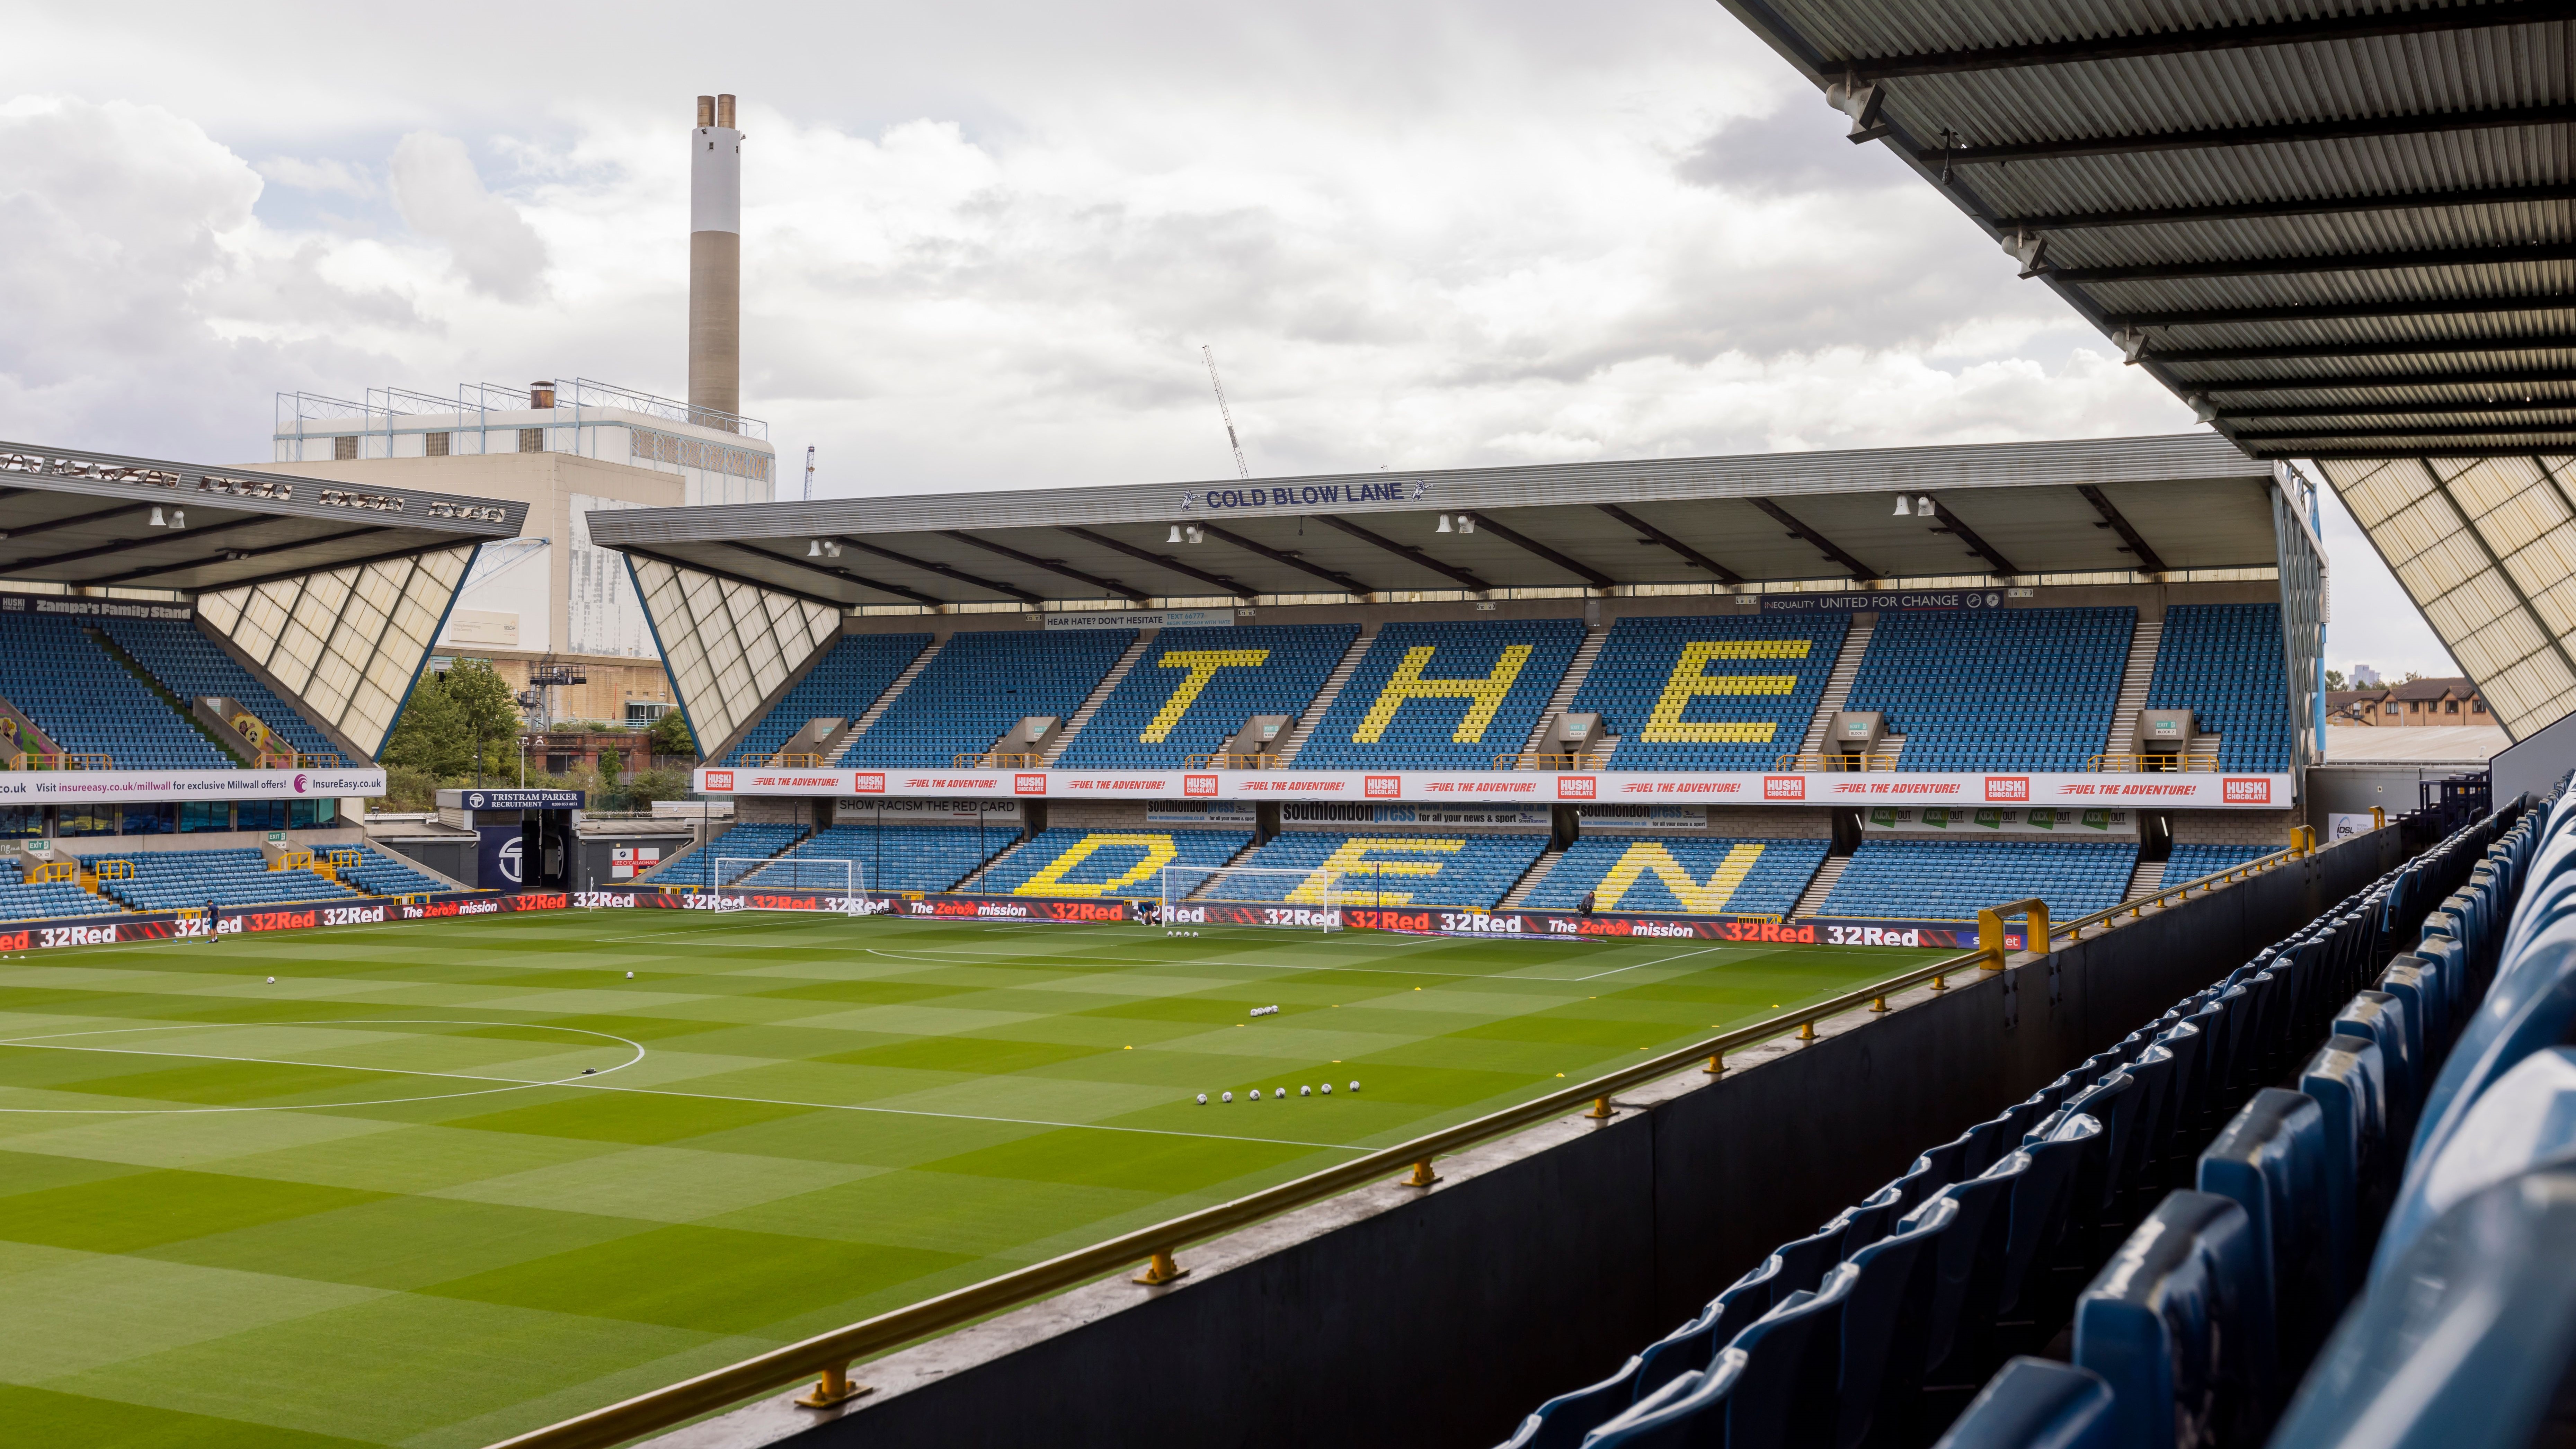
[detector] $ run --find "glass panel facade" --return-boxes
[193,545,480,758]
[627,555,841,756]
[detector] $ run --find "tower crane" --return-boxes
[1202,345,1251,480]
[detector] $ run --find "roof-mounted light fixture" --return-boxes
[1436,514,1454,533]
[1891,496,1911,517]
[2002,229,2048,278]
[149,506,167,527]
[1457,513,1476,535]
[2188,394,2221,425]
[2111,328,2150,365]
[1823,75,1887,143]
[1917,496,1936,519]
[1168,525,1184,544]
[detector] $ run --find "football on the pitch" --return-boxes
[1196,1093,1208,1104]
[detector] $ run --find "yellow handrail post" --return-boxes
[1978,897,2049,968]
[791,1361,867,1409]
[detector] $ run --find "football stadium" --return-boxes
[4,3,2575,1448]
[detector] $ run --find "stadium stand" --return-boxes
[2148,604,2294,773]
[83,848,364,911]
[2165,842,2282,885]
[1055,624,1358,770]
[978,828,1252,898]
[1493,786,2533,1449]
[1205,832,1547,910]
[637,823,809,889]
[1818,838,2138,922]
[1840,608,2132,773]
[1521,837,1827,917]
[1570,614,1849,771]
[0,860,121,922]
[842,629,1135,768]
[737,825,1016,893]
[728,632,931,763]
[95,616,337,761]
[1291,619,1583,772]
[0,612,233,769]
[338,845,456,897]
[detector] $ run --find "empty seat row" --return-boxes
[728,632,931,763]
[737,824,1017,893]
[978,828,1253,898]
[1843,608,2132,774]
[1293,619,1586,773]
[1058,625,1358,770]
[2148,604,2293,774]
[96,616,337,760]
[1571,614,1850,772]
[1522,836,1827,917]
[1820,838,2137,923]
[636,823,810,888]
[0,612,233,769]
[844,629,1134,768]
[1206,832,1549,911]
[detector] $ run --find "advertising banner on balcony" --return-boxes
[692,765,2290,810]
[0,766,388,805]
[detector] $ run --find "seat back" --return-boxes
[2071,1190,2273,1449]
[1927,1357,2117,1449]
[1583,1348,1750,1448]
[2332,991,2416,1138]
[2298,1034,2388,1302]
[2377,1048,2576,1284]
[2196,1088,2333,1372]
[1827,1184,1907,1259]
[1497,1354,1640,1449]
[1723,1265,1857,1449]
[1833,1194,1959,1449]
[1999,1114,2102,1323]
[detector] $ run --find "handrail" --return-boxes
[2084,753,2221,773]
[1771,754,1897,772]
[1490,752,1609,771]
[490,829,2341,1448]
[952,752,1045,769]
[1184,753,1285,769]
[727,751,826,768]
[7,752,113,771]
[257,750,344,769]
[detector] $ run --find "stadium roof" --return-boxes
[585,432,2285,607]
[1713,0,2575,461]
[0,441,526,593]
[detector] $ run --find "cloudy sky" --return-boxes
[0,0,2451,678]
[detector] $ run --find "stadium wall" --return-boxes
[640,827,2406,1449]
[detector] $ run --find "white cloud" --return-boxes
[256,155,376,198]
[388,131,548,303]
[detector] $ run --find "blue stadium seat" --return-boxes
[2380,1048,2576,1287]
[2297,1035,2388,1301]
[1291,619,1582,772]
[339,845,458,897]
[637,824,810,889]
[1719,1265,1858,1449]
[977,828,1250,898]
[843,630,1135,768]
[2196,1088,2335,1368]
[2162,842,2279,885]
[1841,608,2132,773]
[1835,1193,1960,1449]
[1203,832,1547,912]
[1929,1358,2117,1449]
[737,825,1015,894]
[1819,839,2138,923]
[1055,625,1358,770]
[2147,605,2292,773]
[2071,1190,2273,1449]
[1523,836,1826,917]
[0,612,233,769]
[729,633,931,763]
[1582,1348,1750,1447]
[1493,1354,1643,1449]
[83,847,366,912]
[1569,613,1849,771]
[94,616,336,760]
[0,859,123,922]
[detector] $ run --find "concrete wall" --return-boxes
[649,827,2405,1449]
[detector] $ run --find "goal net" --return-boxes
[718,857,866,899]
[1158,865,1342,931]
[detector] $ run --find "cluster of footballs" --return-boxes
[1199,1082,1357,1104]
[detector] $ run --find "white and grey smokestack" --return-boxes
[690,93,741,425]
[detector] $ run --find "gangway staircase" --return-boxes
[954,838,1030,892]
[1788,853,1851,919]
[1513,627,1608,765]
[1273,628,1379,767]
[1793,622,1874,758]
[1041,632,1155,765]
[825,638,947,765]
[2103,617,2166,758]
[2121,857,2167,904]
[1499,846,1566,908]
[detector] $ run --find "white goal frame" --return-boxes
[1158,865,1343,930]
[718,857,867,898]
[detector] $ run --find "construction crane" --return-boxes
[803,445,815,501]
[1202,345,1251,480]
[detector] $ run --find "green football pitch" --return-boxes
[0,909,1937,1447]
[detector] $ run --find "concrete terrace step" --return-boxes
[1516,628,1608,762]
[1796,621,1873,758]
[1274,628,1378,767]
[2105,617,2165,758]
[1788,853,1849,919]
[1498,845,1566,908]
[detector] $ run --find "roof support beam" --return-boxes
[1919,103,2562,167]
[214,541,481,598]
[622,547,851,613]
[2,516,271,578]
[1058,526,1255,601]
[1749,498,1875,579]
[1457,511,1617,590]
[2108,297,2574,328]
[0,501,146,545]
[1596,503,1744,584]
[1312,515,1495,593]
[2049,241,2576,284]
[1193,522,1372,596]
[2413,459,2576,691]
[2244,444,2576,460]
[2223,398,2576,421]
[940,531,1141,603]
[2232,423,2576,442]
[1839,2,2574,79]
[1998,179,2576,232]
[2075,486,2169,574]
[2147,335,2576,365]
[1921,496,2017,575]
[2196,367,2576,394]
[85,526,382,586]
[725,542,942,606]
[829,535,1044,605]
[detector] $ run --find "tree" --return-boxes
[596,746,623,780]
[445,660,524,776]
[379,661,523,779]
[2324,668,2346,691]
[647,710,697,762]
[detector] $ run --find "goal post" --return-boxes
[718,856,865,898]
[1158,864,1342,931]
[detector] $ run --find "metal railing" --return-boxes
[1772,753,1896,772]
[953,752,1045,769]
[1491,752,1610,771]
[490,833,2324,1449]
[257,751,343,770]
[1184,752,1287,769]
[727,751,826,768]
[2085,754,2221,773]
[7,752,113,771]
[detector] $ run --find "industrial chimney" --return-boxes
[689,93,741,426]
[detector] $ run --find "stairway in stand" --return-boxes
[1273,628,1378,766]
[2121,857,2167,904]
[954,838,1028,892]
[825,637,945,765]
[1042,631,1156,765]
[1788,853,1851,919]
[1794,622,1874,758]
[2103,617,2166,761]
[1499,846,1565,908]
[1513,627,1608,764]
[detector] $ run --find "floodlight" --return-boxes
[807,539,822,556]
[1458,514,1476,535]
[1917,496,1936,518]
[149,506,167,527]
[1168,525,1184,543]
[1185,526,1203,544]
[1891,496,1910,517]
[169,508,184,529]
